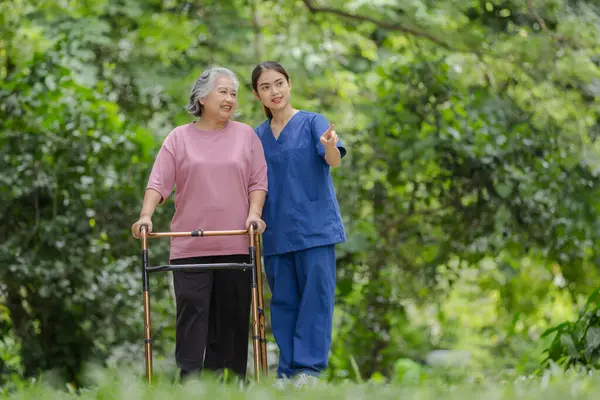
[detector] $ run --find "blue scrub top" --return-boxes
[255,111,347,256]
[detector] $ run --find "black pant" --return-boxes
[171,255,251,380]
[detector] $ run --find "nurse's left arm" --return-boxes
[319,124,344,167]
[313,115,347,167]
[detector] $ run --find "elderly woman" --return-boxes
[131,67,268,381]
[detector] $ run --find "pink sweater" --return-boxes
[146,121,268,260]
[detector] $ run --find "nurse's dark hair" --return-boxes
[251,61,290,119]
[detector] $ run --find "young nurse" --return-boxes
[250,61,347,387]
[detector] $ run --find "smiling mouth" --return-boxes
[272,97,282,103]
[221,105,232,110]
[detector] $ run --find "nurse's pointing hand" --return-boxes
[320,124,339,148]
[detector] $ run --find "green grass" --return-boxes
[2,366,600,400]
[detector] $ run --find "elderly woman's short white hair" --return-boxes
[187,67,240,117]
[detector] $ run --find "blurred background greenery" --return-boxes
[1,0,600,392]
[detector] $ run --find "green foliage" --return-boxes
[1,49,145,383]
[3,367,600,399]
[542,288,600,370]
[323,0,600,378]
[1,0,600,388]
[0,22,175,384]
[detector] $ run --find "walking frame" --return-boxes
[138,223,268,384]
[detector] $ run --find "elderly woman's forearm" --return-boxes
[140,188,163,218]
[248,190,267,217]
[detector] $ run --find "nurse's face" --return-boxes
[254,69,291,112]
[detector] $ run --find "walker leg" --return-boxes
[143,288,153,384]
[255,233,268,375]
[249,238,261,383]
[141,232,153,384]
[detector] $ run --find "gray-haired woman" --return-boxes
[131,67,268,380]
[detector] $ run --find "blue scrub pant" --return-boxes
[264,244,336,378]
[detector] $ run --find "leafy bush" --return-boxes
[542,288,600,370]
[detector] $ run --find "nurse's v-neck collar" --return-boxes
[269,110,301,144]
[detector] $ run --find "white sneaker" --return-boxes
[273,377,290,390]
[293,372,320,388]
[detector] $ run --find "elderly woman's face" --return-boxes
[200,76,237,120]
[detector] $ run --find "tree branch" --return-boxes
[251,0,263,62]
[301,0,456,51]
[527,0,548,31]
[5,282,37,377]
[526,0,570,42]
